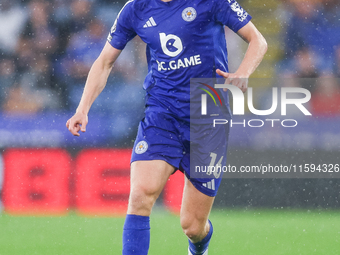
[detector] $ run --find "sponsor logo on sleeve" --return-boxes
[228,0,248,22]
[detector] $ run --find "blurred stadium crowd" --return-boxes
[0,0,339,116]
[0,0,146,116]
[279,0,340,116]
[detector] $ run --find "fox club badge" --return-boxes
[135,141,148,154]
[182,7,197,22]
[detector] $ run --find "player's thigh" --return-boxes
[130,160,175,195]
[180,175,215,230]
[128,160,175,214]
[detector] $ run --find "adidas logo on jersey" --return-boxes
[202,179,215,191]
[143,17,157,28]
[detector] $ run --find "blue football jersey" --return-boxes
[107,0,251,122]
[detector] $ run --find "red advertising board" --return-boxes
[1,149,183,215]
[3,149,70,215]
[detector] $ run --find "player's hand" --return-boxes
[216,69,248,93]
[66,112,88,136]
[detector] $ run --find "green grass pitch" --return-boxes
[0,208,339,254]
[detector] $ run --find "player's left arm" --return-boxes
[216,21,267,92]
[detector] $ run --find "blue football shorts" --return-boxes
[131,111,230,197]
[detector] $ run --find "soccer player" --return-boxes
[66,0,267,254]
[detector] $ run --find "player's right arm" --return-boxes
[66,42,121,136]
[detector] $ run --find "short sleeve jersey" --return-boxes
[107,0,251,122]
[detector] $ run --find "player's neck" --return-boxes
[161,0,173,2]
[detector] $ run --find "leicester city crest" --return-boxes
[182,7,197,22]
[135,141,148,154]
